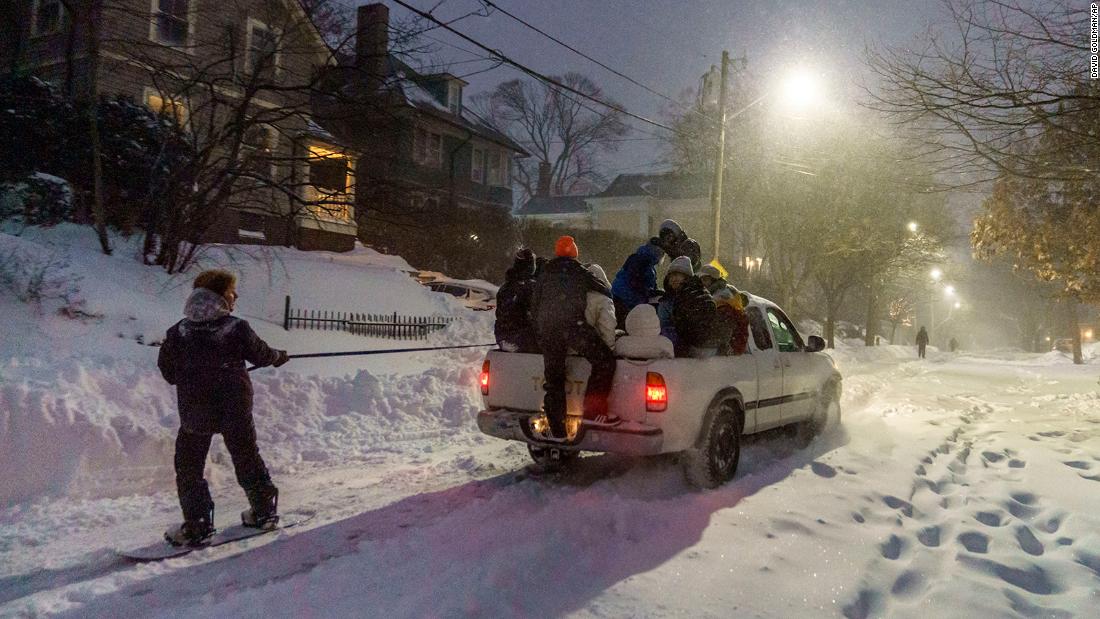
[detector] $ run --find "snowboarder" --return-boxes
[495,248,540,353]
[610,219,687,328]
[584,263,617,348]
[531,236,617,438]
[614,304,674,359]
[157,269,289,546]
[657,256,718,358]
[916,326,929,359]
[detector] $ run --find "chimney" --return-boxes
[356,3,389,86]
[536,161,551,197]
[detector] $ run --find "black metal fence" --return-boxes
[282,296,455,340]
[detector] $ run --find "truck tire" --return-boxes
[796,381,841,447]
[682,400,741,489]
[527,444,579,472]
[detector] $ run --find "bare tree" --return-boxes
[866,0,1098,363]
[473,73,628,199]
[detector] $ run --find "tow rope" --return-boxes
[247,343,498,371]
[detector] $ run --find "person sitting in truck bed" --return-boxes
[585,263,617,349]
[495,248,539,353]
[610,219,687,329]
[614,304,674,359]
[657,256,718,358]
[698,263,736,296]
[712,287,750,356]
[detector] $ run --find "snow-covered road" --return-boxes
[3,350,1099,618]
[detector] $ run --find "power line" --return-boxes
[478,0,703,119]
[389,0,677,133]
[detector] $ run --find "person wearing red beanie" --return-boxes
[531,236,618,439]
[554,235,579,259]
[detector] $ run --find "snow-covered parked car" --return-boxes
[477,295,842,488]
[418,271,499,311]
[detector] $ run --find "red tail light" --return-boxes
[480,360,490,395]
[646,372,667,412]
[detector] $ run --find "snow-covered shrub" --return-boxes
[0,243,84,314]
[0,173,75,227]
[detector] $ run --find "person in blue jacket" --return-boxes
[611,219,687,329]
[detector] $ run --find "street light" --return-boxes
[907,221,919,233]
[954,301,962,309]
[779,71,824,111]
[709,58,824,262]
[944,285,956,297]
[930,268,943,281]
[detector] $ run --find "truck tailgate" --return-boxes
[482,350,655,423]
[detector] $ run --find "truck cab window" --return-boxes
[766,308,803,352]
[747,307,773,350]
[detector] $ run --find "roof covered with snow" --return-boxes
[516,195,591,216]
[594,172,708,200]
[386,57,528,156]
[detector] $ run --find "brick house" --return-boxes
[1,0,359,251]
[318,3,527,258]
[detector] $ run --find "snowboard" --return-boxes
[117,512,315,562]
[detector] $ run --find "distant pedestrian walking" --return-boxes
[916,326,929,359]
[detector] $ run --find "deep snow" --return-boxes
[2,226,1100,618]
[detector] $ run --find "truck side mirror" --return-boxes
[806,335,826,352]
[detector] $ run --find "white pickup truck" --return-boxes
[476,294,842,488]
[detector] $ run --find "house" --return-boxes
[515,195,591,228]
[1,0,359,251]
[320,3,528,256]
[586,172,710,240]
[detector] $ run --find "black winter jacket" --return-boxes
[664,275,717,350]
[531,257,611,336]
[494,265,537,341]
[158,299,281,433]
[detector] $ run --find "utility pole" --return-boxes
[709,50,730,263]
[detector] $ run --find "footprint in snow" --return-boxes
[976,510,1009,527]
[810,462,837,478]
[1035,512,1066,534]
[958,531,990,554]
[883,495,914,517]
[981,451,1005,463]
[890,570,927,599]
[1008,458,1027,469]
[917,525,942,547]
[958,556,1061,595]
[879,533,907,560]
[842,589,884,619]
[1079,473,1100,482]
[1039,431,1067,438]
[1015,525,1044,557]
[1063,460,1092,470]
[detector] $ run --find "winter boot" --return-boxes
[165,515,215,547]
[241,487,279,529]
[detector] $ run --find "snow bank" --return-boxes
[0,226,493,507]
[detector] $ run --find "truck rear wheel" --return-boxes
[527,444,579,472]
[683,400,741,489]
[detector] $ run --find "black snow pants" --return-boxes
[538,325,616,431]
[175,417,276,524]
[918,344,927,359]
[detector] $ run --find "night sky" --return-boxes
[377,0,947,173]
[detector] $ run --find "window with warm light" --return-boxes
[306,145,354,221]
[144,89,189,127]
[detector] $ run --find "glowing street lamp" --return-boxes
[944,285,956,297]
[954,301,962,309]
[930,268,943,281]
[778,71,824,111]
[907,221,919,233]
